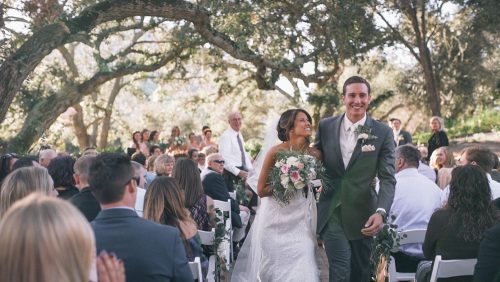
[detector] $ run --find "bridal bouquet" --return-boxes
[269,150,328,206]
[173,136,186,146]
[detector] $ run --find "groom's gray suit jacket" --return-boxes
[315,114,396,240]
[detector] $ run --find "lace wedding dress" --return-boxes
[231,186,319,282]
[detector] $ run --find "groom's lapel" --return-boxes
[332,115,345,175]
[346,116,374,171]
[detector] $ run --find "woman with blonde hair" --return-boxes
[144,176,208,280]
[429,146,455,189]
[427,116,449,162]
[0,166,54,217]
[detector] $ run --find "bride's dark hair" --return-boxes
[277,109,312,142]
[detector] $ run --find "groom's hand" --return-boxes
[361,213,383,237]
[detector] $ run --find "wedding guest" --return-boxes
[202,153,250,242]
[144,155,157,190]
[139,129,150,157]
[218,111,254,194]
[418,160,437,182]
[416,165,499,282]
[198,152,206,171]
[82,146,99,157]
[39,148,57,168]
[0,153,18,184]
[187,132,199,150]
[173,158,214,231]
[11,156,40,170]
[187,148,199,163]
[130,151,146,166]
[0,166,55,217]
[144,176,208,280]
[418,145,429,164]
[490,153,500,182]
[149,145,162,157]
[131,161,146,217]
[70,155,101,222]
[200,127,218,151]
[0,194,124,282]
[427,116,449,162]
[429,146,455,189]
[473,222,500,282]
[390,118,412,146]
[127,131,141,157]
[47,156,79,199]
[148,130,160,145]
[89,153,193,282]
[154,154,175,177]
[390,145,441,272]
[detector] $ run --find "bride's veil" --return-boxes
[231,116,280,282]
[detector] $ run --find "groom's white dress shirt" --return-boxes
[391,168,442,257]
[340,114,366,168]
[218,128,253,176]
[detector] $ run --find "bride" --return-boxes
[232,109,322,282]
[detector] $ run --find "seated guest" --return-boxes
[188,148,200,164]
[154,154,175,177]
[390,145,442,272]
[418,160,437,183]
[0,194,125,282]
[202,153,250,242]
[473,222,500,282]
[70,155,101,222]
[429,146,455,189]
[144,155,157,190]
[173,158,214,231]
[89,153,193,282]
[0,167,55,217]
[418,145,429,164]
[48,156,79,199]
[144,176,208,280]
[491,154,500,182]
[198,152,206,171]
[130,152,146,166]
[131,161,147,217]
[442,146,500,205]
[81,146,98,157]
[39,148,57,168]
[416,165,499,282]
[0,153,18,184]
[149,145,162,157]
[11,156,40,170]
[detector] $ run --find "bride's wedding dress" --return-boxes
[231,186,319,281]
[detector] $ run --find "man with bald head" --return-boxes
[39,149,57,168]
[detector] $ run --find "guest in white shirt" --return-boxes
[391,145,442,272]
[131,161,147,217]
[441,146,500,205]
[218,111,253,189]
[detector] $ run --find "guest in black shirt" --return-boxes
[70,155,101,221]
[427,116,449,162]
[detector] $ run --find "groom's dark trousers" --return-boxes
[321,207,372,282]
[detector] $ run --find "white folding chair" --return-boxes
[388,229,427,282]
[429,255,477,282]
[213,199,233,264]
[189,257,203,281]
[197,229,216,282]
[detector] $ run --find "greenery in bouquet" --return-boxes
[269,150,329,206]
[370,214,406,282]
[173,136,186,146]
[233,180,249,206]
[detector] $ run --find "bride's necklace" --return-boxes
[287,141,307,152]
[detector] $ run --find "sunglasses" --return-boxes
[213,160,225,164]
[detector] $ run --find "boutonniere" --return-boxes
[355,125,378,145]
[398,135,405,141]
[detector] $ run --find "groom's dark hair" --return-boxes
[342,76,371,96]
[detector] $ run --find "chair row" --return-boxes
[389,229,477,282]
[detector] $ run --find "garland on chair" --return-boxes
[213,208,231,282]
[370,214,407,282]
[233,179,249,206]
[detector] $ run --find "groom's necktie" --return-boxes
[237,134,246,168]
[347,126,356,144]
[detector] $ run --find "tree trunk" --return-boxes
[72,103,92,149]
[419,43,441,116]
[98,78,122,149]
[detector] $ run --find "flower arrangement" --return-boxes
[173,136,186,146]
[370,214,406,282]
[355,125,378,144]
[269,150,329,206]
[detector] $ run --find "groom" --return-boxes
[315,76,396,282]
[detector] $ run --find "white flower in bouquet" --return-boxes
[280,174,289,187]
[275,160,285,168]
[294,181,306,189]
[286,156,299,166]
